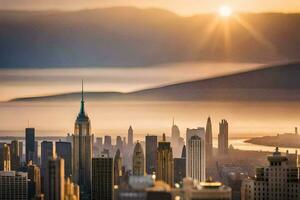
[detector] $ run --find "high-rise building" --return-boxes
[26,127,36,164]
[157,133,174,186]
[72,82,93,200]
[55,141,72,177]
[3,143,11,171]
[114,149,122,186]
[128,126,133,147]
[205,117,213,157]
[92,155,114,200]
[218,119,228,155]
[35,141,39,165]
[171,119,180,140]
[65,177,80,200]
[95,137,103,157]
[19,141,24,162]
[116,136,123,152]
[41,141,53,178]
[145,135,157,175]
[182,178,232,200]
[45,156,65,200]
[28,160,41,199]
[0,171,28,200]
[132,141,144,176]
[241,147,300,200]
[104,135,112,154]
[10,140,21,170]
[186,127,206,182]
[171,119,184,158]
[174,145,186,185]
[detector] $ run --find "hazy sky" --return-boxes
[1,0,300,15]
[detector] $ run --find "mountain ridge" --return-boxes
[1,7,300,67]
[9,62,300,102]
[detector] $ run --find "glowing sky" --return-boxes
[1,0,300,15]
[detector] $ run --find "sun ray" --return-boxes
[233,15,277,51]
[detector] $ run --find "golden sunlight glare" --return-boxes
[219,5,233,17]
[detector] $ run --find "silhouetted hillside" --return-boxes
[10,62,300,101]
[0,8,300,67]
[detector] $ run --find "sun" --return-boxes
[219,5,233,17]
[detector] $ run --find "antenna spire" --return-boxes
[80,80,85,114]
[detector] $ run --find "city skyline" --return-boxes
[0,1,299,199]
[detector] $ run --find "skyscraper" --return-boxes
[45,156,65,200]
[55,141,72,177]
[171,118,180,139]
[132,141,144,176]
[174,145,186,185]
[116,136,123,152]
[241,147,300,200]
[92,156,114,200]
[205,117,213,157]
[186,127,206,182]
[145,135,157,175]
[26,127,36,164]
[72,82,93,199]
[171,119,184,158]
[41,141,53,178]
[3,143,11,171]
[157,133,174,186]
[28,160,41,199]
[128,126,133,147]
[0,171,28,200]
[218,120,229,155]
[10,140,20,170]
[114,149,122,186]
[104,135,112,154]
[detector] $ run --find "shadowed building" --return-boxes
[92,155,114,200]
[174,145,186,185]
[72,82,93,200]
[0,171,28,200]
[26,128,36,164]
[145,135,157,175]
[45,156,65,200]
[133,141,145,176]
[218,120,229,155]
[186,128,206,182]
[28,160,41,199]
[56,141,72,177]
[157,133,174,186]
[10,140,20,171]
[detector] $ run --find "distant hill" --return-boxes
[0,7,300,67]
[10,62,300,102]
[245,133,300,148]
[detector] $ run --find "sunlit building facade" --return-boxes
[186,128,206,182]
[241,148,300,200]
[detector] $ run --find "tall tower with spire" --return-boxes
[206,117,213,157]
[128,126,133,147]
[72,81,93,200]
